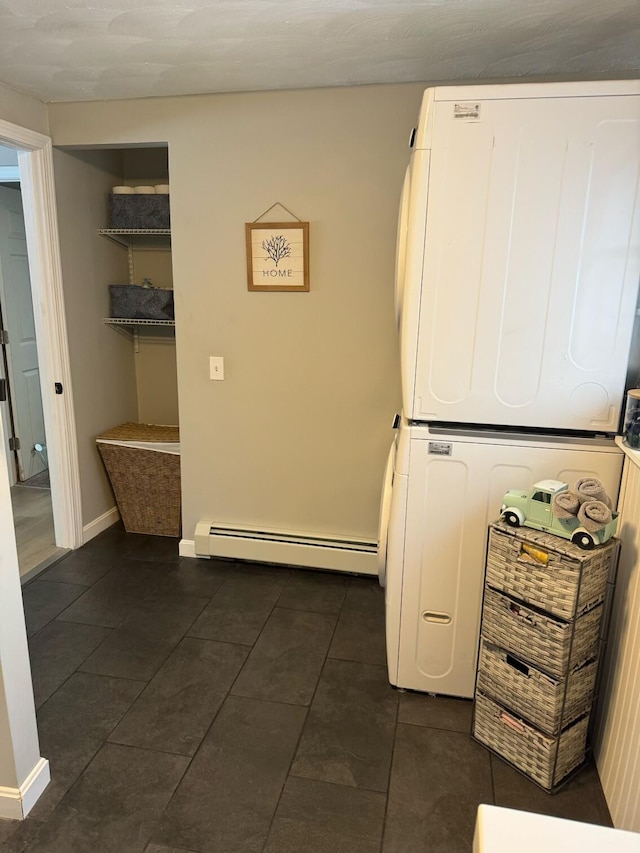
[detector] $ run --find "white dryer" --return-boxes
[378,417,623,699]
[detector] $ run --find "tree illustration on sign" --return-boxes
[262,234,291,267]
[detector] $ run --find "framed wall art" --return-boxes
[245,221,309,292]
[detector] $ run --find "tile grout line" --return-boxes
[257,573,350,852]
[31,683,149,822]
[489,753,497,805]
[76,589,213,684]
[145,569,273,849]
[223,572,298,700]
[379,709,401,853]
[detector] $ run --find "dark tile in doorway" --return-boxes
[109,637,248,755]
[56,562,167,628]
[327,576,386,666]
[123,535,181,564]
[80,522,141,554]
[152,556,230,599]
[277,570,348,614]
[231,607,336,705]
[0,816,44,852]
[491,755,612,826]
[28,620,112,708]
[291,658,397,791]
[264,776,386,853]
[38,548,118,587]
[328,607,387,666]
[25,743,189,853]
[30,672,145,818]
[79,594,207,681]
[154,695,306,853]
[187,571,285,646]
[229,561,292,585]
[398,692,473,733]
[21,579,86,637]
[0,819,18,846]
[343,577,386,614]
[382,724,492,853]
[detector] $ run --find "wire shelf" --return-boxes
[103,318,175,327]
[97,229,171,249]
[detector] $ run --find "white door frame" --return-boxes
[0,118,82,550]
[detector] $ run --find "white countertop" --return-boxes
[473,805,640,852]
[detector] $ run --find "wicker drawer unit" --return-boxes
[481,587,602,680]
[477,640,598,735]
[486,522,615,620]
[474,691,589,790]
[473,522,619,791]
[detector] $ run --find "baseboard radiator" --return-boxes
[194,521,378,576]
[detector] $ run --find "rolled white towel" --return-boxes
[577,500,612,533]
[553,490,580,519]
[575,477,612,509]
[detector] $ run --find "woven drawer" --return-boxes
[481,587,602,679]
[486,523,615,620]
[477,640,598,735]
[473,691,588,790]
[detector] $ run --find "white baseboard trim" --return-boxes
[179,539,196,558]
[83,507,120,544]
[0,758,50,820]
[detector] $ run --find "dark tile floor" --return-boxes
[1,523,612,852]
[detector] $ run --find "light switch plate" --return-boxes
[210,356,224,380]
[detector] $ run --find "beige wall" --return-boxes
[48,84,423,541]
[130,248,178,424]
[0,82,48,136]
[136,335,179,425]
[52,148,139,527]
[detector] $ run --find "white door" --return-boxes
[0,353,15,485]
[392,425,623,698]
[402,94,640,431]
[0,185,46,481]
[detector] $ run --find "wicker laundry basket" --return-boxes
[97,422,181,537]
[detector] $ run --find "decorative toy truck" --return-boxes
[500,479,618,550]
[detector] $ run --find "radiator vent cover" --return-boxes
[194,521,377,576]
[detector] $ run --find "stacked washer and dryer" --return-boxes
[377,81,640,699]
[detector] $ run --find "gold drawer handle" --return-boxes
[519,543,550,565]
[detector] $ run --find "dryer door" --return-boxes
[377,439,396,587]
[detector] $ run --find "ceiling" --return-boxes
[0,0,638,103]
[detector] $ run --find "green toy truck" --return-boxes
[500,479,618,550]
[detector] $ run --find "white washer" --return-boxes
[378,417,623,699]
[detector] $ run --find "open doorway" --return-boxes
[0,146,64,578]
[0,119,83,586]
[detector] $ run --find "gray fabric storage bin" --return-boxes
[109,285,174,320]
[109,194,170,229]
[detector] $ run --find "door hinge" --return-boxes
[8,436,20,451]
[0,379,5,402]
[0,330,8,344]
